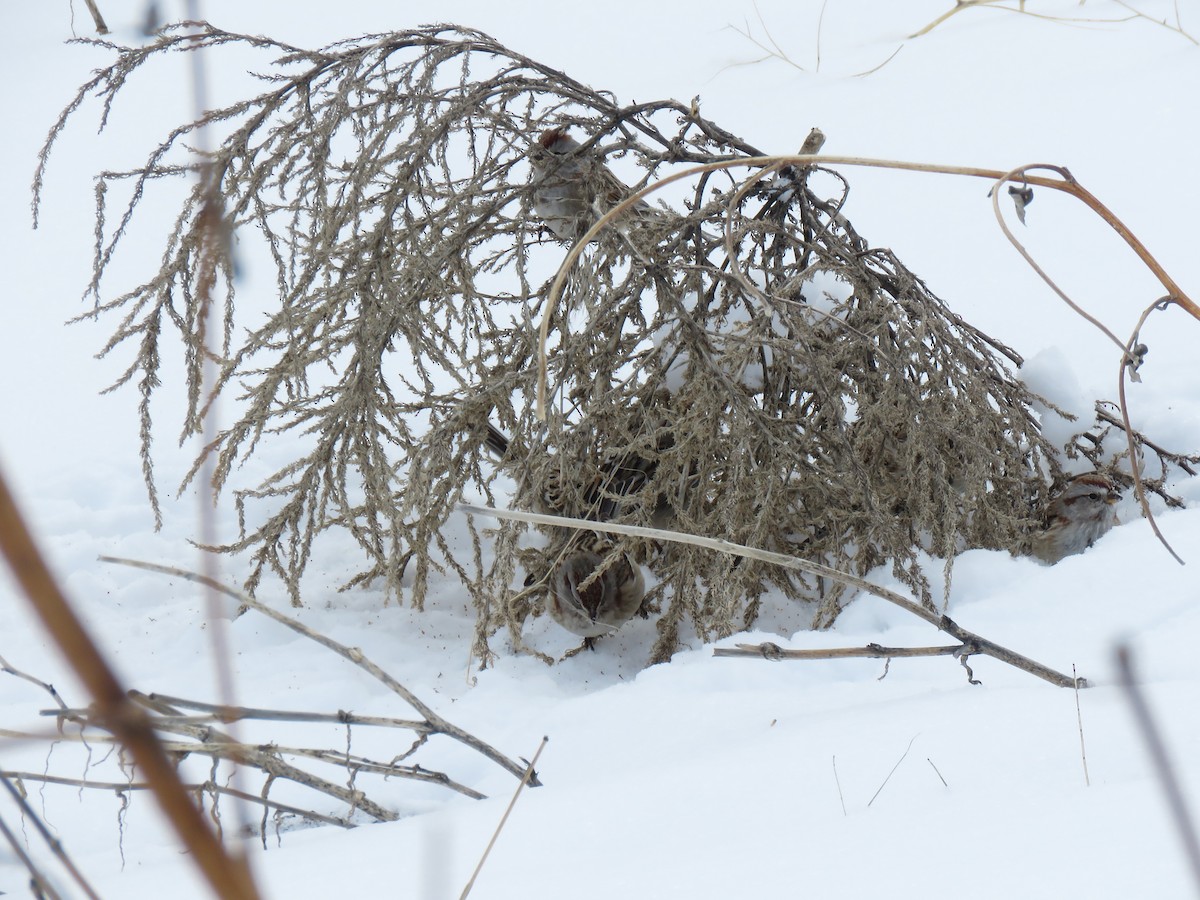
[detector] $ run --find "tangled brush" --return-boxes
[40,24,1068,664]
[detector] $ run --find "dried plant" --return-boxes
[39,24,1092,664]
[1068,400,1200,507]
[910,0,1197,43]
[1,559,535,845]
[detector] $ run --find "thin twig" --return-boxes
[2,771,352,828]
[0,808,62,900]
[130,693,429,732]
[125,691,399,823]
[713,642,965,661]
[721,2,808,74]
[1110,0,1197,44]
[832,756,847,816]
[100,555,534,784]
[1115,298,1185,564]
[988,164,1134,364]
[908,1,1142,39]
[867,735,918,807]
[0,774,102,900]
[0,653,68,710]
[31,705,482,801]
[927,758,948,788]
[1073,664,1090,787]
[1092,403,1199,479]
[460,736,548,900]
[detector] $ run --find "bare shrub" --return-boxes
[38,24,1067,663]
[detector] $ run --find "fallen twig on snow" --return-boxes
[101,555,535,786]
[461,504,1083,688]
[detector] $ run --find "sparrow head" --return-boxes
[535,127,579,157]
[1047,472,1120,525]
[1032,471,1121,563]
[546,537,645,638]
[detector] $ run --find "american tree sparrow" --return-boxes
[527,127,666,244]
[484,424,655,646]
[484,422,671,524]
[545,535,646,648]
[1032,472,1120,564]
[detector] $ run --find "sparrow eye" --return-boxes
[1088,492,1102,501]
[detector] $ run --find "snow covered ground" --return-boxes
[2,1,1199,897]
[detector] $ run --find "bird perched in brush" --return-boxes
[1031,472,1120,563]
[482,422,663,648]
[527,126,668,244]
[483,422,670,524]
[545,534,646,650]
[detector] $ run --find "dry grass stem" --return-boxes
[715,642,964,659]
[867,734,918,807]
[3,623,505,845]
[2,770,352,829]
[460,736,548,900]
[832,756,847,816]
[724,1,904,78]
[1073,664,1090,787]
[907,1,1194,40]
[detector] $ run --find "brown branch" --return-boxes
[714,642,984,685]
[460,504,1082,688]
[18,718,485,801]
[1117,307,1184,564]
[713,642,964,660]
[136,693,430,732]
[0,652,68,710]
[1092,404,1199,478]
[0,470,260,899]
[2,770,351,828]
[128,691,397,822]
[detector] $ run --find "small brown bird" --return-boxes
[546,536,646,648]
[527,127,664,244]
[1032,472,1120,564]
[483,422,671,524]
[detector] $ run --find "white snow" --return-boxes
[2,2,1199,898]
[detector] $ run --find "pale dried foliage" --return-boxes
[38,24,1066,664]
